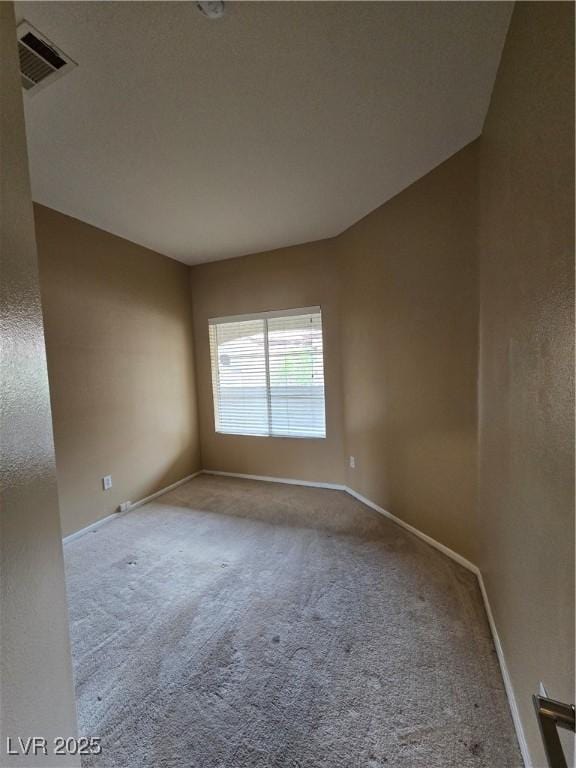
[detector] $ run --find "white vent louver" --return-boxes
[17,21,76,94]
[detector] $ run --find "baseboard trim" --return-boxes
[201,469,346,491]
[346,484,529,764]
[63,510,122,545]
[343,485,478,574]
[62,471,202,544]
[477,571,531,767]
[62,466,530,765]
[198,468,529,765]
[128,471,203,511]
[201,470,476,573]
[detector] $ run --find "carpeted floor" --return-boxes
[64,474,521,768]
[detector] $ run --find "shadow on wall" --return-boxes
[34,204,201,538]
[337,141,479,565]
[346,423,477,562]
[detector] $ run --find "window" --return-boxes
[209,307,326,439]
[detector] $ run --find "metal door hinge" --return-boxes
[533,692,575,768]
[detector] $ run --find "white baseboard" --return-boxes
[63,510,122,544]
[201,469,346,491]
[477,571,531,767]
[62,465,530,766]
[198,468,530,766]
[128,470,202,511]
[347,488,530,764]
[62,471,202,544]
[350,484,530,765]
[201,470,476,573]
[343,485,479,574]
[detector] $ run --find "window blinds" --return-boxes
[208,307,326,439]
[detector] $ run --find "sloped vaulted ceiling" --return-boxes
[16,1,512,264]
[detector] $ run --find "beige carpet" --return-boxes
[64,474,521,767]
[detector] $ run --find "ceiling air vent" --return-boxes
[17,21,76,95]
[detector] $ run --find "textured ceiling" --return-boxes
[16,1,512,265]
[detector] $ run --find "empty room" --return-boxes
[1,1,574,767]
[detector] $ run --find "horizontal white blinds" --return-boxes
[209,308,326,438]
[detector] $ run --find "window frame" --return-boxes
[208,306,327,440]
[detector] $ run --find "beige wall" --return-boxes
[14,4,572,763]
[338,143,479,562]
[35,205,200,537]
[477,3,575,765]
[189,145,478,565]
[190,239,346,484]
[0,3,79,764]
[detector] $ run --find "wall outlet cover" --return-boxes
[102,475,112,491]
[118,501,131,513]
[349,456,356,469]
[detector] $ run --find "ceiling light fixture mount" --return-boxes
[196,1,225,20]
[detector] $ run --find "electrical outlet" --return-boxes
[118,501,131,513]
[102,475,112,491]
[349,456,356,469]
